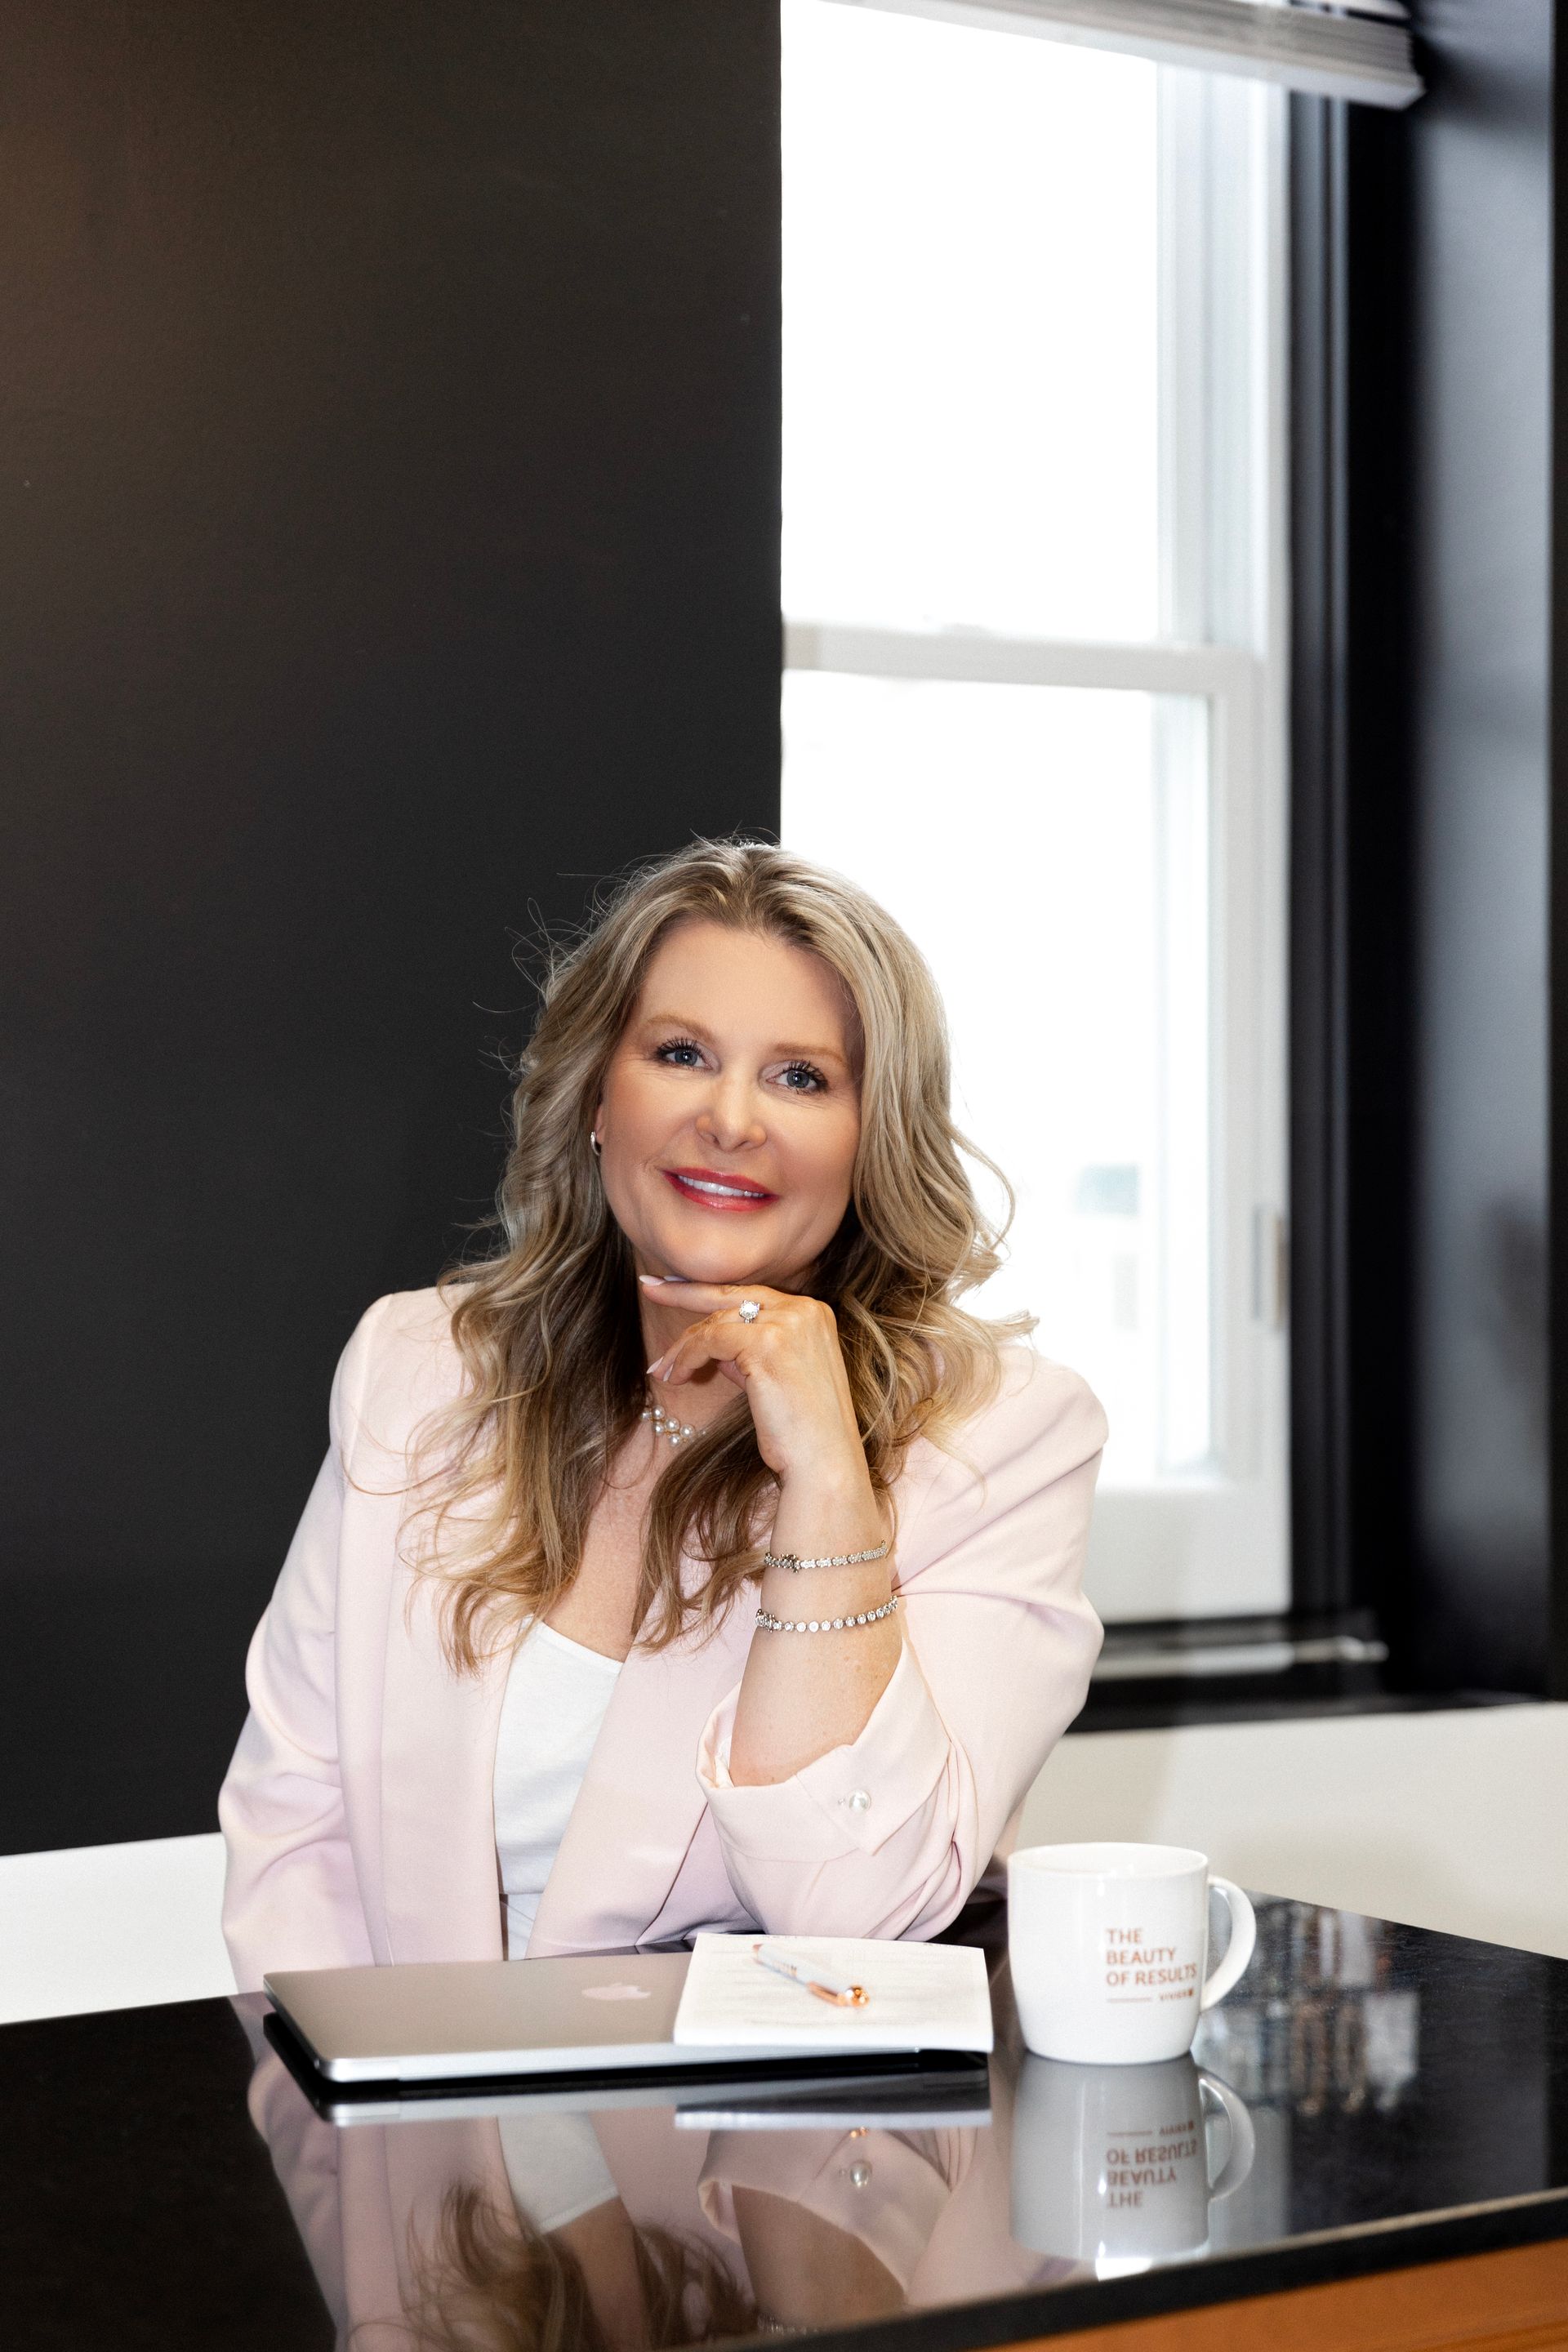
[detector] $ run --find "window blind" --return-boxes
[825,0,1422,109]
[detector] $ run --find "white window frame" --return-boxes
[782,44,1290,1621]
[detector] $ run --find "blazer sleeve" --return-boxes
[218,1298,388,1990]
[693,1352,1107,1941]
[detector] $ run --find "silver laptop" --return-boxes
[265,1949,804,2086]
[265,2025,993,2129]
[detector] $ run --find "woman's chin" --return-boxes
[638,1227,779,1288]
[665,1252,773,1286]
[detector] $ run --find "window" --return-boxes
[781,0,1289,1621]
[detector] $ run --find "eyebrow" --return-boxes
[635,1009,851,1071]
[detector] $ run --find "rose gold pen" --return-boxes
[751,1941,869,2008]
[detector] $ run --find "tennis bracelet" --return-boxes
[755,1595,900,1635]
[762,1539,890,1574]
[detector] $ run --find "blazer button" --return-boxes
[845,1788,871,1812]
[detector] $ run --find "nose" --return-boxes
[695,1070,766,1155]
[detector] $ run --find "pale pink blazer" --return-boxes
[219,1287,1107,1993]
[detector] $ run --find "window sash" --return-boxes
[780,38,1290,1621]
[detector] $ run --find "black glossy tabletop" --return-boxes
[4,1898,1568,2352]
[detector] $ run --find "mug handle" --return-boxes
[1200,1878,1257,2011]
[1197,2071,1257,2200]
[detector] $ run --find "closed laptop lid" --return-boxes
[265,1950,796,2085]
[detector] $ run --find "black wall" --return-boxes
[1397,0,1554,1695]
[1323,1,1558,1691]
[0,2,782,1852]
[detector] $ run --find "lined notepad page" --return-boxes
[672,1934,994,2053]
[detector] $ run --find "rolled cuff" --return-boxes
[695,1642,952,1864]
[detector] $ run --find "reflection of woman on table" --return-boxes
[221,841,1107,1980]
[244,2009,1067,2352]
[241,2019,752,2352]
[703,2126,978,2329]
[405,2113,752,2352]
[448,2117,1062,2345]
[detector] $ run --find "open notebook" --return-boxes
[672,1934,995,2056]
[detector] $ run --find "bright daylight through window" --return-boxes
[781,0,1289,1621]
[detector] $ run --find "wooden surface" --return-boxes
[1026,2236,1568,2350]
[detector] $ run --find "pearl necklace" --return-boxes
[641,1391,697,1447]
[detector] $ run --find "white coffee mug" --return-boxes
[1007,1842,1257,2065]
[1010,2053,1256,2262]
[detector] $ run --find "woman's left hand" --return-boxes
[639,1279,868,1495]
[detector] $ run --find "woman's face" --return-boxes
[594,919,862,1290]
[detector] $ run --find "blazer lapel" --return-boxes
[378,1566,511,1964]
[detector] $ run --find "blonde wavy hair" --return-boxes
[408,838,1024,1671]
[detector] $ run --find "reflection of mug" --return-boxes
[1008,1842,1256,2064]
[1010,2056,1255,2262]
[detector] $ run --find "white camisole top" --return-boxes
[499,2111,618,2233]
[493,1620,622,1957]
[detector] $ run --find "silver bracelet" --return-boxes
[763,1539,891,1574]
[755,1595,900,1634]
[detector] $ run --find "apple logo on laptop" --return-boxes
[581,1983,653,2002]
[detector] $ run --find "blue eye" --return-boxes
[779,1061,827,1093]
[655,1038,705,1068]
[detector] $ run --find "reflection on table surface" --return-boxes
[241,1897,1567,2350]
[247,2015,1050,2348]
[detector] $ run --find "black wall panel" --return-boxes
[0,2,781,1851]
[1400,2,1553,1695]
[1336,1,1556,1691]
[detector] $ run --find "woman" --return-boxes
[220,840,1107,1988]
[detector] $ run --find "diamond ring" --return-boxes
[737,1298,763,1324]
